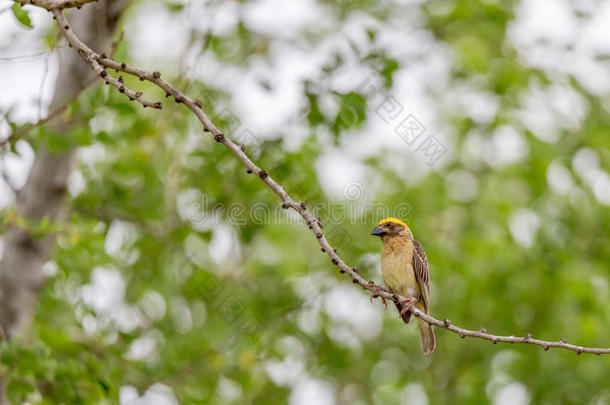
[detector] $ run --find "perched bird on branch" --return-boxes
[371,217,435,354]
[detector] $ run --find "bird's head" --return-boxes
[370,217,411,241]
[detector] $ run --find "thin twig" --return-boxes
[0,74,97,148]
[34,6,610,356]
[37,49,52,121]
[0,47,68,62]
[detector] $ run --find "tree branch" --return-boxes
[35,6,610,356]
[51,11,161,109]
[15,0,97,10]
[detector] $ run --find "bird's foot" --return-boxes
[397,297,417,317]
[369,285,388,309]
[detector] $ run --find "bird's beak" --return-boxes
[370,225,386,237]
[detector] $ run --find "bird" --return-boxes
[370,217,435,354]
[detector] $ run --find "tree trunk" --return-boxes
[0,2,126,402]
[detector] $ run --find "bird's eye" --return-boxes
[385,223,391,228]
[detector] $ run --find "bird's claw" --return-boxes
[369,285,388,309]
[398,297,417,317]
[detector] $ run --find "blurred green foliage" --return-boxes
[2,0,610,404]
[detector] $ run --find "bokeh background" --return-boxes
[1,0,610,403]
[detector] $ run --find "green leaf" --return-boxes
[37,214,51,234]
[165,2,185,12]
[11,3,33,29]
[331,92,367,136]
[7,380,35,404]
[381,57,400,88]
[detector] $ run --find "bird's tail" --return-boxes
[418,318,436,354]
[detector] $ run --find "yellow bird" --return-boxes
[370,217,435,354]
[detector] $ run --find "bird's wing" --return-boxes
[412,239,430,313]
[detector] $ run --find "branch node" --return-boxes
[560,338,567,344]
[444,319,452,327]
[258,169,268,179]
[479,327,486,333]
[215,134,225,143]
[300,202,308,210]
[352,279,358,284]
[153,71,161,79]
